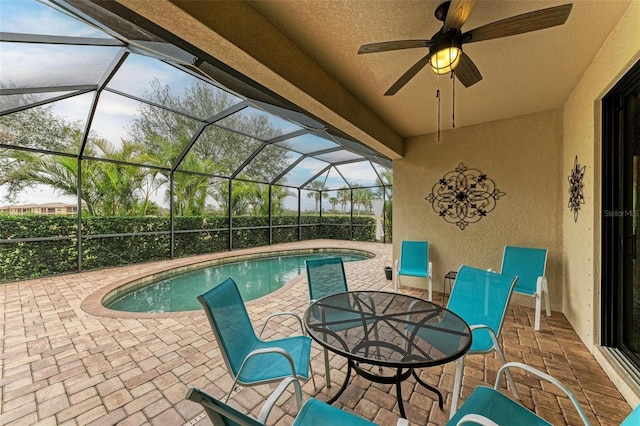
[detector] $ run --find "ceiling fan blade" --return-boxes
[463,3,572,44]
[453,52,482,88]
[358,40,432,54]
[443,0,477,32]
[384,54,431,96]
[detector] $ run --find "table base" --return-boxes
[327,359,444,418]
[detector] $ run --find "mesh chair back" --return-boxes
[197,278,258,378]
[447,265,517,352]
[622,405,640,426]
[501,246,547,295]
[305,257,348,301]
[186,388,262,426]
[399,241,429,276]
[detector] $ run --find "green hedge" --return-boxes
[0,214,375,283]
[0,239,78,280]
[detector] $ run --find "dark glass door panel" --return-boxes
[602,59,640,368]
[624,88,640,358]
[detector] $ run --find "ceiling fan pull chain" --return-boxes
[451,71,456,129]
[436,88,441,143]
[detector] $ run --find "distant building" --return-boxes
[0,203,80,216]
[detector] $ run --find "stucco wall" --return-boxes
[562,1,640,404]
[563,0,640,346]
[395,109,563,311]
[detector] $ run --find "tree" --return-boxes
[352,187,372,215]
[250,184,292,216]
[126,79,299,214]
[212,178,257,216]
[337,188,350,213]
[128,79,290,184]
[85,138,154,216]
[0,96,162,216]
[0,132,157,216]
[329,196,338,212]
[0,101,83,202]
[375,168,393,239]
[306,180,327,212]
[375,168,393,194]
[0,81,302,218]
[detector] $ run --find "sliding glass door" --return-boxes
[602,60,640,365]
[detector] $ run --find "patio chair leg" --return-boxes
[323,347,331,387]
[394,259,400,292]
[309,358,317,390]
[542,278,551,316]
[225,376,242,403]
[534,277,551,331]
[535,294,542,331]
[494,345,520,400]
[450,356,465,418]
[427,276,432,301]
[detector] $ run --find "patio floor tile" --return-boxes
[0,240,632,425]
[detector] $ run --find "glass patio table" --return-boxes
[304,290,472,418]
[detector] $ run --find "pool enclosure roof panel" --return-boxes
[0,0,391,193]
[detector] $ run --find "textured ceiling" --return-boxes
[248,0,631,138]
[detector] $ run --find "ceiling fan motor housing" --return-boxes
[429,30,463,74]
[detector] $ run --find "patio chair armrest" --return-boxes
[397,418,411,426]
[406,299,421,321]
[259,311,305,338]
[257,376,303,423]
[455,413,499,426]
[363,293,376,311]
[237,347,297,383]
[468,324,496,334]
[495,362,591,425]
[536,276,547,293]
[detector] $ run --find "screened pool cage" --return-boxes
[0,0,392,283]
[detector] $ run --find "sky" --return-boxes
[0,0,388,212]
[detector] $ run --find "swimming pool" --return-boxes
[105,252,369,313]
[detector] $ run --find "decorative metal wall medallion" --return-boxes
[425,163,505,230]
[568,155,586,223]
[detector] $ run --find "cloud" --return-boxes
[1,0,108,38]
[1,43,122,89]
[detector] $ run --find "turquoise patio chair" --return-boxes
[394,240,433,300]
[197,278,316,402]
[305,257,349,387]
[499,245,550,331]
[447,362,591,425]
[186,376,388,426]
[305,257,379,387]
[447,265,519,418]
[621,404,640,426]
[306,257,349,303]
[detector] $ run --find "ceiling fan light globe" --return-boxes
[430,46,461,74]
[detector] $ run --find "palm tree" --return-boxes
[213,179,253,215]
[266,185,292,215]
[87,138,151,216]
[0,135,153,216]
[352,187,372,215]
[306,180,327,212]
[329,196,338,213]
[337,188,350,214]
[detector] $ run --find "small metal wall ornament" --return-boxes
[568,155,586,223]
[425,163,505,230]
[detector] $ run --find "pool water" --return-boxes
[106,252,368,313]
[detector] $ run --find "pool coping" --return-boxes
[80,243,380,319]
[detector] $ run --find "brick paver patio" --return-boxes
[0,240,632,425]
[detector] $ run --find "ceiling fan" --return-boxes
[358,0,573,95]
